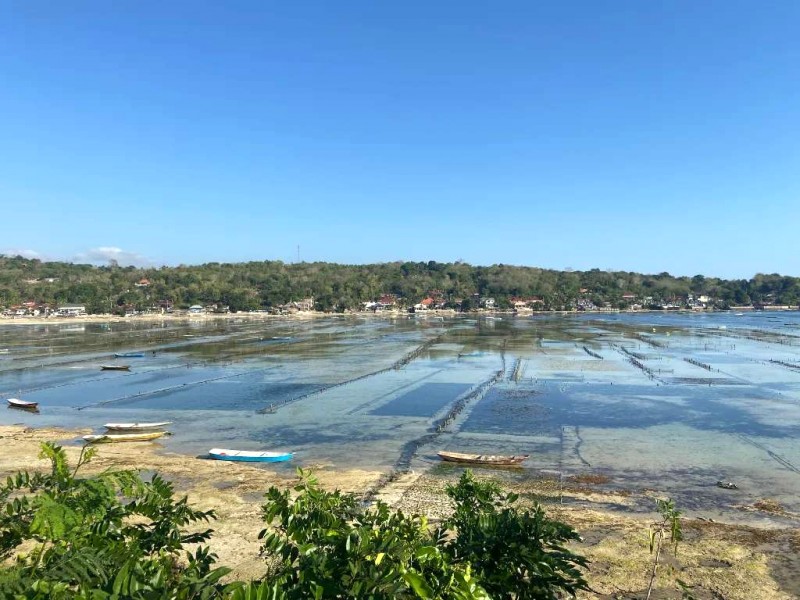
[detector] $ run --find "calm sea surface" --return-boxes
[3,311,800,523]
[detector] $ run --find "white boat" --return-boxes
[104,421,172,432]
[208,448,293,463]
[83,431,168,443]
[7,398,38,410]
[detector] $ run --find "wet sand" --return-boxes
[2,424,799,598]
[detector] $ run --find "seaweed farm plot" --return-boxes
[459,385,559,437]
[5,311,800,522]
[30,364,239,408]
[371,383,472,417]
[461,377,800,439]
[110,377,325,412]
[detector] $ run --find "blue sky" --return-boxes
[1,1,798,278]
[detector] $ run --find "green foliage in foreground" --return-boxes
[0,443,229,599]
[0,446,588,599]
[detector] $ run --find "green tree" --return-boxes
[0,443,229,599]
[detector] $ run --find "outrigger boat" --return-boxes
[104,421,172,432]
[7,398,39,411]
[101,365,130,371]
[83,431,168,443]
[437,451,529,466]
[208,448,293,463]
[114,352,145,358]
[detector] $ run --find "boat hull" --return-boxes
[84,431,167,443]
[437,451,528,466]
[101,365,130,371]
[114,352,145,358]
[104,421,172,431]
[209,448,293,463]
[7,398,39,412]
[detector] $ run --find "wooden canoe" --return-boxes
[83,431,168,443]
[208,448,293,463]
[104,421,172,432]
[7,398,39,411]
[101,365,130,371]
[437,451,529,466]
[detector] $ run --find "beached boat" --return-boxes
[104,421,172,432]
[101,365,130,371]
[437,451,529,466]
[83,431,168,443]
[208,448,293,463]
[114,352,145,358]
[7,398,39,411]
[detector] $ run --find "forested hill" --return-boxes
[0,255,798,313]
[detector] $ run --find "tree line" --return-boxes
[1,255,798,313]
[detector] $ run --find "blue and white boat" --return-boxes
[208,448,293,463]
[115,352,145,358]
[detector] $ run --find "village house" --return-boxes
[57,305,87,317]
[279,297,315,313]
[422,290,447,309]
[295,297,314,311]
[509,296,545,310]
[412,297,434,311]
[480,297,495,309]
[362,294,398,312]
[134,278,151,288]
[207,304,230,314]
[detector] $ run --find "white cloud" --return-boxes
[75,246,154,267]
[2,248,42,259]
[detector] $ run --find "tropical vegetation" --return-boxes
[0,444,589,599]
[1,254,798,313]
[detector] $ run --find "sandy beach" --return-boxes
[2,424,798,599]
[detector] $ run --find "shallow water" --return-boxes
[3,311,800,523]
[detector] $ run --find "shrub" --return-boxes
[444,471,589,599]
[0,448,589,599]
[0,443,229,599]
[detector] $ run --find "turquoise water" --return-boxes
[2,311,800,522]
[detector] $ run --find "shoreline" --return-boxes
[1,425,798,598]
[1,305,798,327]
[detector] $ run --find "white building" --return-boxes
[57,305,86,317]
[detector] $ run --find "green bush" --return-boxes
[256,468,488,599]
[255,469,588,599]
[0,443,230,599]
[0,447,588,599]
[444,471,589,599]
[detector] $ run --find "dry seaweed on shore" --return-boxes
[568,473,612,485]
